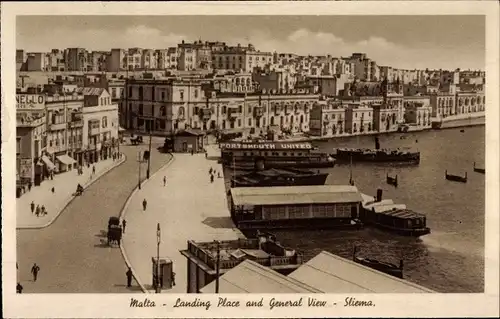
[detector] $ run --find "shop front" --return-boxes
[55,153,77,172]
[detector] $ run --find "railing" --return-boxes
[68,120,83,128]
[49,122,67,131]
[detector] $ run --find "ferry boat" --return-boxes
[332,137,420,164]
[220,141,335,170]
[231,168,329,188]
[360,191,431,237]
[230,185,364,230]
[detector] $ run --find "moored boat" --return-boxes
[231,168,328,187]
[220,141,335,170]
[332,137,420,164]
[352,246,403,279]
[360,190,431,237]
[445,170,467,183]
[473,162,485,174]
[386,173,398,187]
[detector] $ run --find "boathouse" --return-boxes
[230,185,363,229]
[179,233,303,293]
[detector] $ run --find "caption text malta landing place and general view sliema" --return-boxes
[14,15,486,295]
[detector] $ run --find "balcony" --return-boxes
[199,108,213,121]
[49,122,67,131]
[89,127,100,136]
[68,120,83,128]
[253,106,264,118]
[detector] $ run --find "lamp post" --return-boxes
[156,223,161,293]
[137,151,142,190]
[146,128,152,179]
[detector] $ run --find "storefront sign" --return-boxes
[220,142,312,150]
[19,158,32,178]
[16,94,46,109]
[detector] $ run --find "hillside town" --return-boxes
[16,40,486,295]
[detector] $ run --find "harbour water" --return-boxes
[224,125,485,293]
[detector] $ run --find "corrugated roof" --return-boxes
[199,260,320,293]
[75,87,105,96]
[382,209,424,219]
[288,251,435,293]
[231,185,362,206]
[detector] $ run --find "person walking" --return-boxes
[51,187,55,194]
[31,263,40,282]
[163,176,166,187]
[92,165,96,175]
[28,181,32,191]
[122,220,127,234]
[142,199,147,211]
[35,205,40,217]
[16,282,23,294]
[126,267,133,288]
[31,201,35,214]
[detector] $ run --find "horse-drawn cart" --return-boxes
[130,136,143,145]
[107,217,122,246]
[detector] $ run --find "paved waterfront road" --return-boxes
[16,144,172,293]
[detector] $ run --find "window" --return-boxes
[151,87,155,101]
[112,88,117,98]
[248,106,252,113]
[238,119,242,127]
[161,91,165,101]
[248,118,252,126]
[180,91,184,100]
[238,105,242,113]
[194,89,198,98]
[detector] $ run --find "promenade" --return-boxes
[17,156,125,229]
[121,152,244,293]
[16,144,172,293]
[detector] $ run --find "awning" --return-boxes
[41,155,56,171]
[56,154,77,166]
[119,126,126,132]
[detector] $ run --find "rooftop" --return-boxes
[199,260,320,293]
[75,87,106,96]
[288,251,435,293]
[231,185,362,206]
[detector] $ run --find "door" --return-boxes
[182,142,188,152]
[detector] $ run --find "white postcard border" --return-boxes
[2,1,499,318]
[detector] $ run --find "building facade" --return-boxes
[16,92,47,186]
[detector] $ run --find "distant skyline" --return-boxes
[17,15,485,70]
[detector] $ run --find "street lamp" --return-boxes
[137,151,142,190]
[156,223,161,293]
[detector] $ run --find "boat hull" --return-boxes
[231,172,329,187]
[353,257,403,279]
[333,150,420,164]
[370,221,431,237]
[235,218,363,231]
[226,160,335,170]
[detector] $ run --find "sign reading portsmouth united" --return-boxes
[220,142,313,150]
[16,94,46,109]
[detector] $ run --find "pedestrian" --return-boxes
[35,205,40,217]
[51,187,55,194]
[16,282,23,294]
[31,263,40,282]
[92,165,96,175]
[172,272,176,287]
[122,220,127,234]
[50,172,54,180]
[191,149,194,156]
[163,176,166,187]
[41,205,46,216]
[142,199,147,211]
[31,201,35,214]
[126,267,133,287]
[210,174,214,183]
[205,151,207,159]
[28,181,32,191]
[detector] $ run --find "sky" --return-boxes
[17,15,485,70]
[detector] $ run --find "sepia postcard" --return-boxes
[2,1,499,318]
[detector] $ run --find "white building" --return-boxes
[76,87,119,163]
